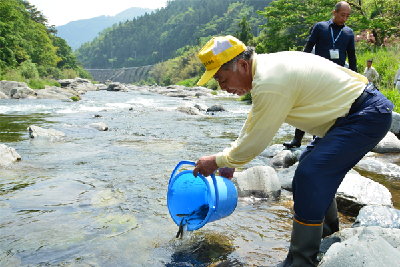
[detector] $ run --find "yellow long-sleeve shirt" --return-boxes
[216,51,368,168]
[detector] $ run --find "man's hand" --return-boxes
[193,155,218,177]
[218,167,235,180]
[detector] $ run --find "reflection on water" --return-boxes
[0,113,54,142]
[0,90,398,266]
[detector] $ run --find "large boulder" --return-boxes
[9,87,37,99]
[89,122,108,131]
[190,86,212,92]
[276,162,298,190]
[0,81,28,96]
[259,144,305,158]
[207,104,226,112]
[269,150,295,168]
[166,85,186,90]
[58,77,98,92]
[195,91,212,97]
[74,78,98,91]
[372,131,400,153]
[28,125,66,140]
[58,79,75,88]
[353,205,400,228]
[34,87,80,100]
[232,166,281,198]
[0,80,83,100]
[97,84,108,90]
[0,144,21,167]
[177,106,202,116]
[319,226,400,267]
[35,90,67,100]
[277,166,392,215]
[336,170,393,215]
[258,144,306,168]
[390,111,400,139]
[165,91,194,98]
[193,103,208,111]
[355,158,400,180]
[35,89,70,100]
[0,91,8,99]
[107,82,130,92]
[145,85,214,99]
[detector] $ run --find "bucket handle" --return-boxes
[169,161,219,213]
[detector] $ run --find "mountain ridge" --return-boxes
[56,7,155,50]
[74,0,271,69]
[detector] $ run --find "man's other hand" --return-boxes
[218,167,235,180]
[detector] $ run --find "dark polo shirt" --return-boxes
[308,19,355,67]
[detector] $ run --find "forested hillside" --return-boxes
[56,7,154,51]
[0,0,91,82]
[74,0,272,69]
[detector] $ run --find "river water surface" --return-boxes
[0,89,398,266]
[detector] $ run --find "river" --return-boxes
[0,89,398,266]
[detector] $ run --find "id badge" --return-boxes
[330,49,339,59]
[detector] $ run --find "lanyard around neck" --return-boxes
[330,26,343,49]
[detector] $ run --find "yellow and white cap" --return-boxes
[197,35,246,86]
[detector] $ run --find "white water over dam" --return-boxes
[86,65,154,83]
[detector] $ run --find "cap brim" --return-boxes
[197,67,220,86]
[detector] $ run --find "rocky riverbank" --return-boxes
[1,79,400,266]
[0,78,223,101]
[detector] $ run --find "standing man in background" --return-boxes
[284,1,357,149]
[304,1,357,71]
[363,59,379,83]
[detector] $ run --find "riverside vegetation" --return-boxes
[0,0,93,88]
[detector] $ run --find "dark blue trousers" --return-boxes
[292,85,394,222]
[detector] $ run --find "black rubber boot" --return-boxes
[277,215,323,267]
[283,129,305,148]
[322,198,339,238]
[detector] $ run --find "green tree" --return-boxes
[256,0,400,53]
[0,0,31,68]
[235,15,254,45]
[349,0,400,46]
[256,0,335,53]
[1,0,86,81]
[51,36,78,70]
[18,0,57,34]
[0,0,60,69]
[25,20,60,67]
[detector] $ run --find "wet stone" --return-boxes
[353,205,400,228]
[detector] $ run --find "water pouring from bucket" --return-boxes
[167,161,238,237]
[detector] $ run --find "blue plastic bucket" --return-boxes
[167,161,238,231]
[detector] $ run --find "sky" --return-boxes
[28,0,168,26]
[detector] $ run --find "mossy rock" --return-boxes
[71,95,79,101]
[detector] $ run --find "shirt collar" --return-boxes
[328,19,345,28]
[252,52,257,79]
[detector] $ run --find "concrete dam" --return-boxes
[86,65,154,84]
